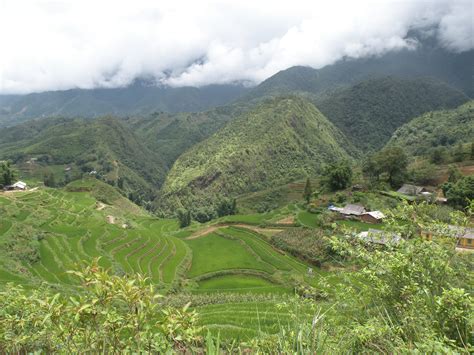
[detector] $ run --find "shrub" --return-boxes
[0,261,201,353]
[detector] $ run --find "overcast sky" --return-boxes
[0,0,472,94]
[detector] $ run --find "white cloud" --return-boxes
[0,0,472,93]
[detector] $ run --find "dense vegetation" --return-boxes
[159,96,355,214]
[126,103,249,168]
[1,184,472,352]
[0,116,166,204]
[387,100,474,160]
[314,77,468,151]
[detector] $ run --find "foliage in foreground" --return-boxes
[0,261,200,353]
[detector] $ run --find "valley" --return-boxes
[0,29,473,353]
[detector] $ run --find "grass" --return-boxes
[297,210,319,227]
[196,274,291,294]
[195,300,315,341]
[186,233,272,278]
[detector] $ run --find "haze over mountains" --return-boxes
[0,37,472,127]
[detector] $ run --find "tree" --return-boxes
[216,198,237,217]
[470,142,474,160]
[447,165,462,183]
[408,160,436,185]
[193,207,216,223]
[364,147,408,188]
[0,161,15,186]
[303,177,312,203]
[322,161,352,191]
[43,172,56,187]
[445,175,474,210]
[177,208,191,228]
[453,143,464,162]
[430,147,445,164]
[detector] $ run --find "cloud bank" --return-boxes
[0,0,472,94]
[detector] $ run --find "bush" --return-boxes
[0,261,201,353]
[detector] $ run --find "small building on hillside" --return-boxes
[13,181,27,190]
[397,184,427,196]
[458,231,474,249]
[360,211,385,224]
[340,204,366,216]
[421,225,474,250]
[4,181,28,191]
[356,229,401,246]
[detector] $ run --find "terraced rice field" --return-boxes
[185,226,309,290]
[195,300,315,341]
[1,186,328,340]
[0,188,186,289]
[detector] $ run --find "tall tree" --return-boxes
[322,162,353,191]
[0,161,15,186]
[364,147,408,188]
[303,177,312,203]
[177,208,191,228]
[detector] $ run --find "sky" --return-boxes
[0,0,472,94]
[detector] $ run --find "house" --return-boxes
[360,211,385,224]
[421,225,474,250]
[397,184,427,196]
[357,229,401,246]
[340,204,366,216]
[12,181,27,190]
[458,231,474,249]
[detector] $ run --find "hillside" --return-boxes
[314,77,469,151]
[0,82,248,127]
[0,116,166,201]
[159,96,354,212]
[127,103,250,168]
[386,101,474,157]
[243,40,474,101]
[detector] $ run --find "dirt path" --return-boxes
[185,223,283,240]
[96,202,107,211]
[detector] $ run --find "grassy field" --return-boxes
[196,274,291,294]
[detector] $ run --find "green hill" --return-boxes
[314,77,469,151]
[243,39,474,101]
[386,101,474,157]
[127,104,249,168]
[0,116,166,201]
[159,96,354,212]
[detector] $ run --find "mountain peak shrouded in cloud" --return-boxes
[0,0,472,94]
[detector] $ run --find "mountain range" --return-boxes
[0,38,472,213]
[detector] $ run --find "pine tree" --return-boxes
[303,177,312,204]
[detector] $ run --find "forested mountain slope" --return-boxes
[0,117,166,200]
[127,103,250,168]
[386,101,474,157]
[314,77,469,151]
[159,96,354,212]
[243,41,473,100]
